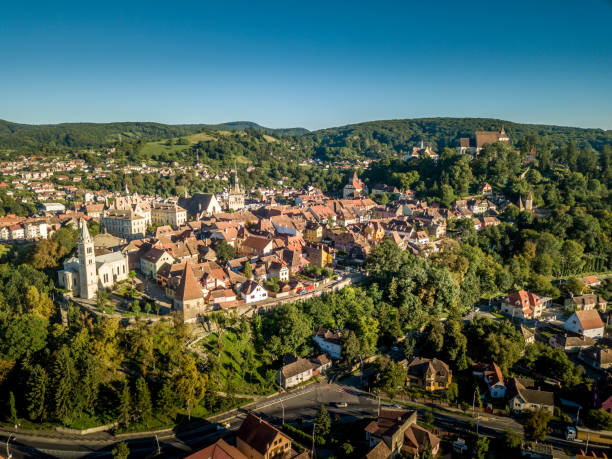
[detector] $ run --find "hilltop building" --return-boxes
[58,220,129,299]
[227,168,245,211]
[457,128,510,155]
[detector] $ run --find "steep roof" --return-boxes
[574,310,604,330]
[236,413,287,455]
[175,262,203,302]
[186,438,247,459]
[403,424,440,454]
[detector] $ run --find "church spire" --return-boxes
[80,218,91,243]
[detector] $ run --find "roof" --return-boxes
[141,247,169,263]
[186,439,247,459]
[573,310,604,330]
[280,357,315,379]
[95,251,126,265]
[403,424,440,454]
[406,357,451,384]
[175,262,203,302]
[240,279,265,295]
[364,408,416,438]
[365,440,392,459]
[236,413,287,455]
[503,290,541,312]
[242,236,273,251]
[510,379,554,406]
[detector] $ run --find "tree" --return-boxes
[503,429,522,450]
[134,377,152,426]
[26,365,48,421]
[112,442,130,459]
[314,405,331,438]
[419,321,444,358]
[53,345,77,423]
[118,381,131,427]
[214,241,236,264]
[420,443,434,459]
[176,355,207,420]
[243,261,253,279]
[8,391,17,424]
[473,435,489,459]
[524,409,552,442]
[343,331,360,365]
[585,409,612,430]
[0,314,48,360]
[157,380,177,417]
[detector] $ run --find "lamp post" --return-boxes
[6,434,14,459]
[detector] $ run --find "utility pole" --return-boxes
[6,434,14,459]
[155,434,161,456]
[281,399,285,425]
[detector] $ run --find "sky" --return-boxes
[1,0,612,130]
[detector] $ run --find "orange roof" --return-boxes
[574,310,604,330]
[175,262,203,302]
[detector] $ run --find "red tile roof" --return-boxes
[175,262,203,302]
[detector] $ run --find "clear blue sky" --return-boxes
[2,0,611,130]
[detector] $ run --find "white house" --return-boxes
[473,362,506,399]
[564,310,605,339]
[312,328,344,360]
[508,379,554,414]
[239,280,268,304]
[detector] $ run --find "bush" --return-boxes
[585,409,612,430]
[283,424,326,446]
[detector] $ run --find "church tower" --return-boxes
[78,219,98,299]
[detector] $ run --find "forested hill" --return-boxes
[306,118,612,160]
[1,117,610,153]
[0,120,309,148]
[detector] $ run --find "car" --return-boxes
[216,421,230,430]
[334,402,348,408]
[335,276,343,281]
[391,346,400,351]
[391,404,403,409]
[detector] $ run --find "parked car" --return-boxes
[334,402,348,408]
[216,421,230,430]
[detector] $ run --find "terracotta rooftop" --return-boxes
[175,262,203,302]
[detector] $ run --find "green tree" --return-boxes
[112,442,130,459]
[9,391,18,424]
[474,435,489,459]
[53,345,77,423]
[314,405,331,438]
[585,409,612,430]
[343,331,360,365]
[244,261,253,279]
[26,365,48,421]
[503,429,522,450]
[157,380,177,416]
[118,381,131,427]
[524,409,552,442]
[176,355,207,420]
[214,241,236,264]
[134,377,152,426]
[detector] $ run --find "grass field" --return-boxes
[140,131,217,156]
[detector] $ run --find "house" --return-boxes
[303,243,333,268]
[479,182,493,197]
[312,328,344,359]
[236,413,296,459]
[578,275,602,289]
[564,294,607,312]
[507,378,554,414]
[186,439,247,459]
[365,409,417,456]
[405,357,452,391]
[140,247,176,277]
[276,355,331,389]
[578,346,612,370]
[500,290,544,320]
[402,424,441,457]
[549,334,596,353]
[303,221,323,243]
[473,362,505,398]
[564,310,605,339]
[241,236,274,257]
[520,325,535,344]
[601,395,612,414]
[240,280,268,304]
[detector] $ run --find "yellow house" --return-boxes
[405,357,452,391]
[140,247,176,277]
[304,222,323,243]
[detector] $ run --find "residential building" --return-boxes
[578,346,612,370]
[101,210,146,240]
[405,357,452,391]
[151,203,187,228]
[549,334,596,353]
[241,236,274,257]
[507,378,554,414]
[276,355,331,389]
[186,439,247,459]
[473,362,506,398]
[236,413,294,459]
[564,310,605,339]
[312,328,344,359]
[564,293,607,312]
[140,247,176,277]
[303,243,333,268]
[500,290,544,320]
[239,280,268,303]
[304,221,323,243]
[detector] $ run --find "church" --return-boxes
[58,220,129,299]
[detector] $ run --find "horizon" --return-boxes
[2,1,612,130]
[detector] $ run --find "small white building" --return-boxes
[564,310,605,339]
[41,202,66,213]
[312,328,344,360]
[239,280,268,304]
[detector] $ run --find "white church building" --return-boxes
[58,221,129,299]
